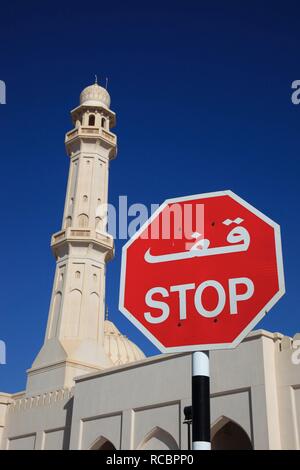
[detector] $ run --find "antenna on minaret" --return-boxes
[95,74,98,85]
[105,305,109,321]
[105,77,108,89]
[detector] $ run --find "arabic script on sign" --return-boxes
[144,218,250,264]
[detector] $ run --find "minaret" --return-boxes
[26,82,117,394]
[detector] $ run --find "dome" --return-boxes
[104,320,146,366]
[80,83,111,108]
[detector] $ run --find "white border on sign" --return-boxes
[118,190,285,353]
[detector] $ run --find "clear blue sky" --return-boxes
[0,0,299,392]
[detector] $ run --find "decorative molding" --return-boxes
[8,388,74,413]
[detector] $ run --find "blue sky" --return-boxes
[0,0,299,392]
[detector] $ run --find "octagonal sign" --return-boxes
[119,191,285,352]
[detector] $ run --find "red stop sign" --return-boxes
[119,191,285,352]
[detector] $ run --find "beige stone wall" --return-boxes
[1,389,73,450]
[1,329,299,450]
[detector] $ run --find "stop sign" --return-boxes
[119,191,285,352]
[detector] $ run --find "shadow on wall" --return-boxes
[90,436,116,450]
[89,427,179,451]
[89,419,252,450]
[211,418,253,450]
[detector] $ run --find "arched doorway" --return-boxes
[138,426,179,450]
[90,436,116,450]
[211,419,253,450]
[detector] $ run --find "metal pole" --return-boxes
[187,421,191,451]
[183,406,192,450]
[192,351,211,450]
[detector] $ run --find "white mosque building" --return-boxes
[0,83,299,450]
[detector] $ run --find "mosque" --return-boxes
[0,83,299,450]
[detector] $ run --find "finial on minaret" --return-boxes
[105,305,109,321]
[105,77,108,90]
[95,74,98,85]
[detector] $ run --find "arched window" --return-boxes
[65,216,72,228]
[49,292,62,339]
[211,418,252,450]
[95,216,101,230]
[78,213,89,228]
[101,117,106,128]
[88,114,95,126]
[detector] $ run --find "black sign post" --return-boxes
[192,351,211,450]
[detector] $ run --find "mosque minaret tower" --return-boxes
[26,82,144,395]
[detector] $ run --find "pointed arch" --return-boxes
[49,291,62,338]
[89,436,116,450]
[137,426,179,450]
[95,216,101,230]
[78,213,89,228]
[211,415,230,440]
[86,292,100,339]
[211,416,252,450]
[67,288,82,337]
[65,216,72,228]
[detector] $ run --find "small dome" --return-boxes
[104,320,145,366]
[80,83,111,108]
